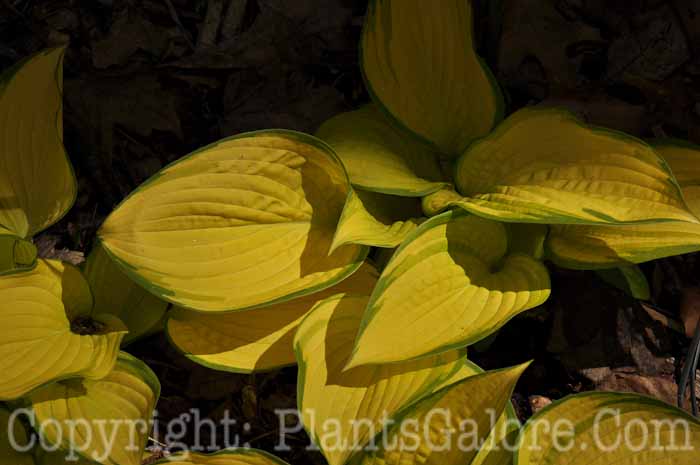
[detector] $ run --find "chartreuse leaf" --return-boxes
[0,226,37,276]
[166,262,379,373]
[331,189,423,251]
[596,265,650,300]
[361,0,502,155]
[0,48,77,239]
[0,405,34,465]
[356,363,528,465]
[546,139,700,269]
[421,188,463,217]
[0,260,127,400]
[454,108,697,225]
[98,130,368,313]
[506,224,548,260]
[347,210,550,367]
[83,242,169,345]
[515,391,700,465]
[153,449,291,465]
[655,140,700,217]
[316,105,446,196]
[36,450,97,465]
[28,352,160,465]
[294,293,467,465]
[547,222,700,269]
[654,138,700,186]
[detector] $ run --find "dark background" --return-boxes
[2,1,699,463]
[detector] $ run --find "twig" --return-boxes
[678,321,700,415]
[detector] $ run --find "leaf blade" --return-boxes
[516,392,700,465]
[98,130,368,313]
[0,259,126,400]
[454,108,697,225]
[166,263,379,373]
[316,105,446,196]
[357,363,527,465]
[28,352,160,465]
[362,0,503,155]
[0,48,77,238]
[348,210,550,367]
[84,242,169,345]
[331,190,422,251]
[294,293,467,465]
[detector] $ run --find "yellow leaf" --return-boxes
[28,352,160,465]
[505,224,548,260]
[98,130,368,313]
[84,242,169,345]
[654,139,700,217]
[294,293,467,465]
[316,105,446,196]
[454,108,697,225]
[0,405,34,465]
[0,228,37,276]
[654,138,700,186]
[331,189,423,251]
[0,259,127,400]
[0,48,77,239]
[357,363,528,465]
[545,138,700,268]
[35,450,96,465]
[421,188,463,217]
[347,210,550,367]
[516,391,700,465]
[155,449,291,465]
[166,262,379,373]
[362,0,502,155]
[546,221,700,269]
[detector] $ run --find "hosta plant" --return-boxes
[4,0,700,464]
[0,49,165,464]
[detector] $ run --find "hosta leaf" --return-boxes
[316,105,446,196]
[84,242,169,345]
[28,352,160,465]
[166,263,379,373]
[347,210,550,367]
[653,138,700,186]
[545,138,700,268]
[154,449,291,465]
[356,363,527,465]
[421,188,463,217]
[98,130,368,313]
[547,222,700,269]
[0,48,77,239]
[0,260,127,400]
[0,229,37,276]
[331,189,423,251]
[596,265,650,300]
[35,450,96,465]
[515,392,700,465]
[0,405,34,465]
[505,224,548,260]
[362,0,503,155]
[454,108,697,225]
[472,429,519,465]
[294,293,467,465]
[653,139,700,218]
